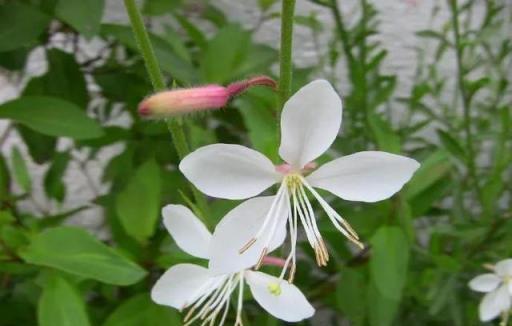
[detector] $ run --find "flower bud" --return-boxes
[138,76,276,118]
[138,85,229,118]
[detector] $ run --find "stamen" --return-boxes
[183,275,239,326]
[288,263,296,283]
[301,178,364,249]
[278,195,298,283]
[254,186,288,270]
[238,238,256,254]
[184,307,196,322]
[291,186,316,250]
[255,247,268,270]
[238,184,287,254]
[296,184,330,266]
[235,273,245,326]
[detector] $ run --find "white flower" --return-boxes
[179,79,420,278]
[469,259,512,322]
[151,202,315,325]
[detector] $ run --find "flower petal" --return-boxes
[162,205,211,259]
[151,264,216,309]
[307,151,420,202]
[208,196,288,275]
[179,144,278,200]
[279,79,342,168]
[469,274,501,293]
[479,285,511,322]
[495,259,512,277]
[245,271,315,322]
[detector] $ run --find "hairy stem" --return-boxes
[278,0,296,113]
[123,0,208,219]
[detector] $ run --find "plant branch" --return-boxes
[448,0,482,200]
[278,0,296,113]
[123,0,209,219]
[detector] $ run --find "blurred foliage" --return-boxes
[0,0,510,325]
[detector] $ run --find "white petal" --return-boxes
[179,144,278,200]
[479,285,511,322]
[162,205,211,259]
[307,151,420,202]
[208,196,288,275]
[495,259,512,277]
[279,79,342,168]
[151,264,216,309]
[245,271,315,322]
[469,274,501,293]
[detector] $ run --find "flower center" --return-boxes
[284,173,303,191]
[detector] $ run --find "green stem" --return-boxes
[278,0,296,113]
[123,0,209,219]
[448,0,482,201]
[123,0,165,91]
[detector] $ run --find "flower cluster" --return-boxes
[469,259,512,323]
[146,79,420,325]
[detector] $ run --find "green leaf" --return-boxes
[0,47,30,71]
[367,279,400,326]
[336,267,366,325]
[103,294,180,326]
[20,226,146,285]
[32,49,89,108]
[174,14,207,50]
[0,154,9,200]
[437,129,467,162]
[258,0,278,11]
[38,274,91,326]
[368,113,401,153]
[17,125,57,164]
[0,96,104,140]
[0,2,50,52]
[408,177,451,217]
[238,44,277,77]
[237,88,279,160]
[405,150,451,199]
[369,226,409,300]
[416,30,452,47]
[94,71,150,107]
[55,0,104,38]
[10,147,31,193]
[201,24,250,83]
[43,152,70,202]
[116,159,161,243]
[142,0,182,16]
[100,24,198,82]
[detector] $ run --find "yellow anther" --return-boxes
[284,174,302,191]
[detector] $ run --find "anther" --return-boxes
[239,238,257,254]
[288,264,296,283]
[255,248,268,270]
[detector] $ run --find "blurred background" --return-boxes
[0,0,511,325]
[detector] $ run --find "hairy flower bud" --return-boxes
[138,76,276,118]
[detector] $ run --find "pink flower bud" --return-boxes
[138,85,230,118]
[138,76,276,118]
